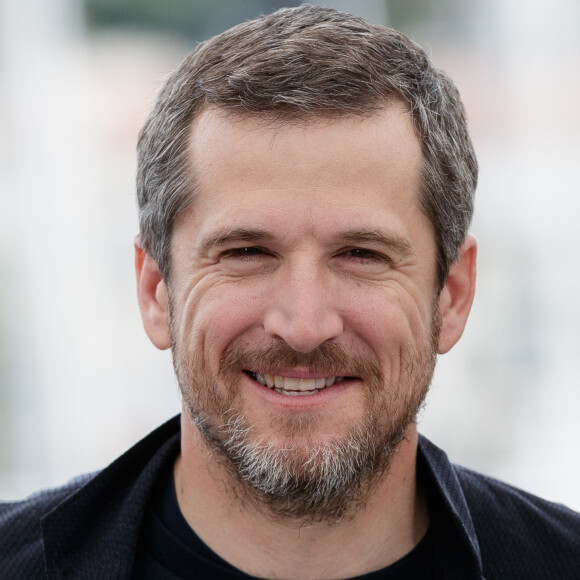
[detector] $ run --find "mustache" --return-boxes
[219,340,384,385]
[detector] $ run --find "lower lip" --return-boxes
[243,373,358,409]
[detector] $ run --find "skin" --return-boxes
[135,103,477,579]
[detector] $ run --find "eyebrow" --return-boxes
[199,226,414,257]
[199,228,275,253]
[338,229,415,257]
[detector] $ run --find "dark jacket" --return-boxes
[1,415,579,579]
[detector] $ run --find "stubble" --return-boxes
[172,311,439,525]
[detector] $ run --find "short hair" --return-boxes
[137,4,477,290]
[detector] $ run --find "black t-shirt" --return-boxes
[133,457,436,579]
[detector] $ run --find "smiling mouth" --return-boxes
[246,371,355,396]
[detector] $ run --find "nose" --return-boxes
[263,260,344,353]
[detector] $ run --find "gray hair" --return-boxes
[137,4,477,289]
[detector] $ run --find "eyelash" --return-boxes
[339,248,391,264]
[221,247,269,260]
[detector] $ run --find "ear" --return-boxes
[135,236,171,350]
[437,234,477,354]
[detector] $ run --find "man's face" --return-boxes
[166,104,440,521]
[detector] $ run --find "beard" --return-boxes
[172,311,439,525]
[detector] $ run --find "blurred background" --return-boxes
[1,0,579,510]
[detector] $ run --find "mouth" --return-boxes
[246,371,355,397]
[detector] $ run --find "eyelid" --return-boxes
[219,246,271,259]
[339,247,392,263]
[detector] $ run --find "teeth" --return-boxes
[315,378,326,389]
[276,388,300,396]
[274,388,318,396]
[278,376,298,389]
[299,378,316,390]
[252,372,345,395]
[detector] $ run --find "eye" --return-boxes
[221,246,270,260]
[340,248,390,263]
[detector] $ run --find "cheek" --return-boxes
[347,288,434,363]
[174,279,267,365]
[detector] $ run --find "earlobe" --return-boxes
[135,237,171,350]
[437,234,477,354]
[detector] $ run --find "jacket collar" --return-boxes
[41,417,484,579]
[418,435,485,579]
[41,416,181,579]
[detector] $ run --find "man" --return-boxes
[1,5,579,579]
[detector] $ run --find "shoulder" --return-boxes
[0,472,98,576]
[456,464,580,577]
[0,416,181,579]
[418,435,580,578]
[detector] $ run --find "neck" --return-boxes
[174,413,428,580]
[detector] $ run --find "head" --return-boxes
[136,4,477,292]
[135,5,478,524]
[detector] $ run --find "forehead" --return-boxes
[190,103,418,158]
[178,104,427,248]
[190,104,420,192]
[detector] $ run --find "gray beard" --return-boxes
[174,334,437,525]
[190,402,404,524]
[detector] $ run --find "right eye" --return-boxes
[221,246,268,260]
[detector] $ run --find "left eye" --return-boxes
[342,248,387,262]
